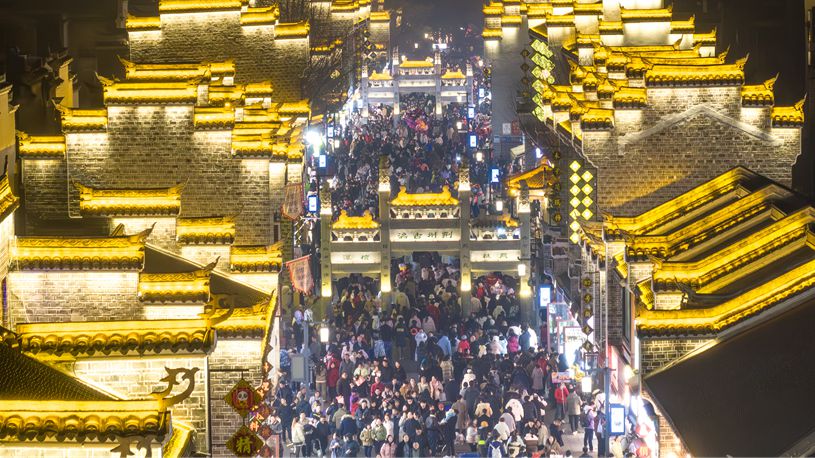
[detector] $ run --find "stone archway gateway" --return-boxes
[359,48,474,122]
[319,157,535,320]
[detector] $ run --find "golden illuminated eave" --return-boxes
[369,11,390,22]
[741,76,776,106]
[399,59,434,68]
[483,4,504,16]
[75,182,182,217]
[0,173,20,223]
[12,231,149,270]
[276,100,311,118]
[771,99,805,127]
[211,301,272,338]
[99,77,199,104]
[506,163,555,191]
[275,21,310,39]
[119,57,235,82]
[158,0,245,13]
[638,258,815,335]
[391,186,459,207]
[230,243,283,273]
[645,60,746,87]
[126,15,161,31]
[369,71,393,81]
[164,421,194,458]
[240,6,280,25]
[17,133,66,159]
[139,270,211,303]
[194,107,235,129]
[0,400,169,444]
[55,106,108,131]
[581,107,615,130]
[620,5,673,22]
[441,70,466,80]
[176,216,236,245]
[333,210,379,230]
[17,319,214,357]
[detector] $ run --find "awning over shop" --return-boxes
[644,296,815,456]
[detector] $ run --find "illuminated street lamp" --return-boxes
[517,262,527,277]
[495,199,504,212]
[581,376,592,393]
[319,323,330,344]
[475,151,484,162]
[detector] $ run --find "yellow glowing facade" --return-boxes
[138,269,212,303]
[577,167,815,335]
[76,183,183,217]
[176,216,236,245]
[12,230,148,270]
[390,186,460,207]
[229,243,283,273]
[333,210,380,229]
[16,133,66,159]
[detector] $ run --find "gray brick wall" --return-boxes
[7,271,141,329]
[31,107,274,246]
[207,338,264,457]
[22,158,69,222]
[128,13,309,101]
[640,336,711,376]
[581,87,800,216]
[73,356,210,453]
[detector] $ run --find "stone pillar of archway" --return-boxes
[517,181,533,322]
[378,155,393,306]
[319,182,333,320]
[458,159,473,313]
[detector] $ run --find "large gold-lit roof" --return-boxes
[591,168,815,335]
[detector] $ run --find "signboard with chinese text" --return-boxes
[330,251,381,265]
[389,229,460,243]
[226,425,263,457]
[470,249,521,263]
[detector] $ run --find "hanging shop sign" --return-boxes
[390,228,460,243]
[285,255,314,295]
[330,251,381,264]
[227,425,264,457]
[224,378,262,418]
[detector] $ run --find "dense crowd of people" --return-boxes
[268,254,636,457]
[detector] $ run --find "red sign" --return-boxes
[282,182,304,220]
[286,255,314,296]
[224,378,262,417]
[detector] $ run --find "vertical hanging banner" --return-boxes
[281,182,304,221]
[286,255,314,296]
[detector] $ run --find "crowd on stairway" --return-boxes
[268,254,632,457]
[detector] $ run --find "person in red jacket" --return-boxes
[326,353,340,398]
[554,383,569,420]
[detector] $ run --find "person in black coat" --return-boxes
[277,398,293,442]
[315,416,332,455]
[441,410,458,453]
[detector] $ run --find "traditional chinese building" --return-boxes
[499,0,804,391]
[1,0,316,455]
[576,167,815,456]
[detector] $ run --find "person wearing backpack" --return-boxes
[488,431,507,458]
[583,405,596,453]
